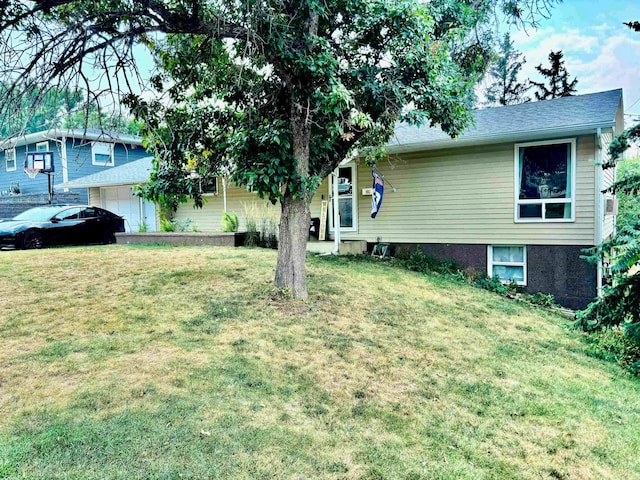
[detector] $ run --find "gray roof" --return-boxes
[1,128,143,150]
[55,156,154,189]
[387,88,623,153]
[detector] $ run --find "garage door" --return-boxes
[102,186,141,232]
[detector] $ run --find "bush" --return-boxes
[160,217,175,232]
[221,211,239,233]
[584,327,640,375]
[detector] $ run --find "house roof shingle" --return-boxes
[387,88,623,152]
[55,156,154,189]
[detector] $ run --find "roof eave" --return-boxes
[385,122,617,154]
[55,180,147,189]
[1,129,143,149]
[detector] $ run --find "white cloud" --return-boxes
[509,23,640,120]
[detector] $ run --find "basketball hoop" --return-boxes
[24,167,41,179]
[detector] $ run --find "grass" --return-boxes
[0,245,639,479]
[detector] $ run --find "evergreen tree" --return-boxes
[529,50,578,100]
[577,22,640,373]
[484,33,530,106]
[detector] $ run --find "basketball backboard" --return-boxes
[24,152,54,173]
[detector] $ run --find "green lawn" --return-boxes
[1,245,639,479]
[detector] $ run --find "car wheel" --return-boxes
[23,231,44,249]
[103,230,116,244]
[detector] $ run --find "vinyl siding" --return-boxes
[0,138,146,203]
[65,139,147,203]
[88,187,101,206]
[173,178,328,233]
[175,136,597,244]
[332,136,597,246]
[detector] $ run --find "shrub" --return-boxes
[160,217,175,232]
[221,211,239,233]
[584,327,640,375]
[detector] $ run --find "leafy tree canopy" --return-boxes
[0,83,140,137]
[578,22,640,371]
[529,50,578,100]
[0,0,561,298]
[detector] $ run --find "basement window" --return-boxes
[488,246,526,285]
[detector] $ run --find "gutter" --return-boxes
[0,129,143,150]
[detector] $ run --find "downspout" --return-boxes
[222,176,227,212]
[332,169,340,254]
[60,136,68,188]
[595,128,604,296]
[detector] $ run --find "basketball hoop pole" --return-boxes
[47,173,53,204]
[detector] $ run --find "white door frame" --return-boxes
[329,163,357,233]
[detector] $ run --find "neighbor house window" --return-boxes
[515,139,575,222]
[488,246,526,285]
[5,148,16,171]
[36,141,49,152]
[92,142,114,166]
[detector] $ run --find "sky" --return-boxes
[503,0,639,124]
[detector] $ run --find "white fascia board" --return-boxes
[1,129,143,149]
[384,122,617,155]
[55,179,146,190]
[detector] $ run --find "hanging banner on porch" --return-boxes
[371,170,384,218]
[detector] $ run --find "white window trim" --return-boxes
[35,141,49,152]
[92,142,115,166]
[514,138,576,223]
[5,148,16,172]
[329,163,358,233]
[487,245,527,286]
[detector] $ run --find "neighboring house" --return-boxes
[0,128,147,204]
[55,156,157,232]
[58,89,623,309]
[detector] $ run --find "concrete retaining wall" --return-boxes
[116,232,247,247]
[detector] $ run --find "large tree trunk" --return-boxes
[274,191,311,299]
[273,10,319,300]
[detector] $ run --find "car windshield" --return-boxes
[12,206,66,222]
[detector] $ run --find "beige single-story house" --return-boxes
[58,89,624,309]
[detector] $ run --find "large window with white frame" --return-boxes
[5,148,16,171]
[488,245,526,285]
[92,142,114,166]
[515,139,575,222]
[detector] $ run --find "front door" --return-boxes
[330,164,357,232]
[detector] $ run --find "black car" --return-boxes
[0,205,125,250]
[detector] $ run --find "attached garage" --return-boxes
[55,157,158,232]
[101,186,157,232]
